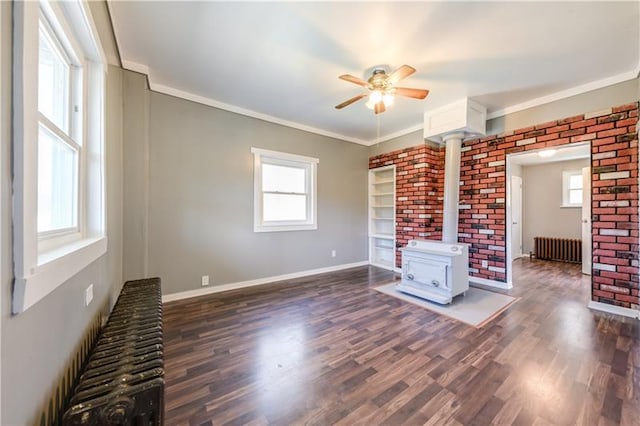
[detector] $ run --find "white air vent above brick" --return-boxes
[423,99,487,143]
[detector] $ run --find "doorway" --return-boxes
[506,142,591,286]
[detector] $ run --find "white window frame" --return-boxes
[37,11,82,238]
[12,0,107,313]
[251,148,318,232]
[561,170,583,208]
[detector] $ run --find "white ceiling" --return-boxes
[108,1,639,145]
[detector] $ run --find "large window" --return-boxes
[562,170,583,208]
[13,0,106,313]
[252,148,318,232]
[37,17,80,236]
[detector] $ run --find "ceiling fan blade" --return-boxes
[374,101,386,114]
[394,87,429,99]
[338,74,367,87]
[335,94,367,109]
[387,65,416,84]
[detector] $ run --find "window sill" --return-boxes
[560,204,581,209]
[12,236,108,314]
[254,224,318,233]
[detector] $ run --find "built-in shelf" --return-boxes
[371,233,394,239]
[369,165,396,272]
[372,179,394,185]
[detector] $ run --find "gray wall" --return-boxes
[369,128,424,157]
[123,71,150,281]
[1,2,124,424]
[521,158,589,254]
[123,75,369,295]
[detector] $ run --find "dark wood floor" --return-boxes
[163,259,639,425]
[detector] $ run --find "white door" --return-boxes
[511,175,523,259]
[582,167,592,275]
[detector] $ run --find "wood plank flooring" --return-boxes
[163,259,639,425]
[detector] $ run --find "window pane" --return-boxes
[569,189,582,205]
[38,126,78,232]
[568,174,582,190]
[39,26,69,132]
[263,193,307,221]
[262,163,306,193]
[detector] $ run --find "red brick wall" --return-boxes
[369,102,639,309]
[369,144,444,266]
[459,102,639,309]
[590,104,639,309]
[458,135,507,282]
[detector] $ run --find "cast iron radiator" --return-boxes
[62,278,164,426]
[534,237,582,263]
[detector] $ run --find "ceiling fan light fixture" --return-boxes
[335,64,427,113]
[366,90,394,110]
[365,98,374,110]
[382,93,394,107]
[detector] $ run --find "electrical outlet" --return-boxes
[201,275,209,286]
[482,260,488,268]
[331,250,336,258]
[85,284,94,307]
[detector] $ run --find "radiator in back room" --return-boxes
[534,237,582,263]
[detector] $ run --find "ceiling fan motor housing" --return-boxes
[368,69,392,92]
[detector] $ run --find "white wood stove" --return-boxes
[397,239,469,304]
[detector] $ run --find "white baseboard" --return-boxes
[588,301,639,320]
[162,261,369,303]
[469,276,513,290]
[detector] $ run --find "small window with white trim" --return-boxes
[252,148,318,232]
[562,170,583,208]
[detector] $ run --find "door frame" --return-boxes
[505,142,591,287]
[511,175,523,260]
[581,166,592,275]
[505,157,516,287]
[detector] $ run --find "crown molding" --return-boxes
[372,123,423,145]
[121,59,639,147]
[486,69,640,120]
[121,59,149,75]
[121,60,372,146]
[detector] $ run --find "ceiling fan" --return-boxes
[335,65,429,114]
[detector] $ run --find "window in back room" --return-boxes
[562,170,583,208]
